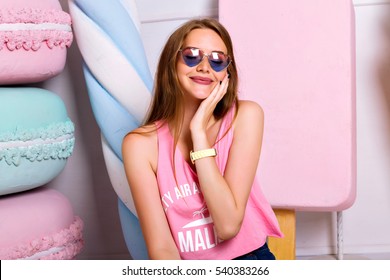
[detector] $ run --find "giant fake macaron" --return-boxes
[0,0,73,84]
[0,187,83,260]
[0,87,75,196]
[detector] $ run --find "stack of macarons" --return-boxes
[0,0,83,260]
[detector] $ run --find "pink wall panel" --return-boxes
[220,0,356,211]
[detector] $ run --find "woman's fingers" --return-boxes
[208,74,229,105]
[218,74,229,100]
[190,74,230,133]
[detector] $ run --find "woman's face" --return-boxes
[177,28,228,102]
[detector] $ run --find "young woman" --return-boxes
[122,18,282,260]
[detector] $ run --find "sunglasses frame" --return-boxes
[179,47,231,72]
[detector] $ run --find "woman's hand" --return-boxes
[190,74,229,135]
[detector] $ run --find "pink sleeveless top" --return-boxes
[156,107,282,260]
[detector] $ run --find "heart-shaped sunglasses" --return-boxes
[179,47,231,72]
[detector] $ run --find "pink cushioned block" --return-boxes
[220,0,356,211]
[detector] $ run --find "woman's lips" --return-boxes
[190,76,213,85]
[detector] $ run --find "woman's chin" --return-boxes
[194,91,212,100]
[183,89,212,102]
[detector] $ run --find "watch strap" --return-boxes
[190,148,217,164]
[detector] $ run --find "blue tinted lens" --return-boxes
[180,48,230,72]
[209,53,230,72]
[181,48,202,67]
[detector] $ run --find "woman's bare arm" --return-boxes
[191,100,264,240]
[122,131,181,259]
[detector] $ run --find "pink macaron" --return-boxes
[0,187,83,260]
[0,0,73,84]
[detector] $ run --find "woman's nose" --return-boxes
[196,56,211,72]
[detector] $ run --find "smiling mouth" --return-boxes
[190,77,214,85]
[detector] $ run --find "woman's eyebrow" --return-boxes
[183,46,227,54]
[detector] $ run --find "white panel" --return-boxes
[354,0,390,5]
[136,0,218,22]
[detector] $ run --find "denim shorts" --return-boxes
[233,243,276,260]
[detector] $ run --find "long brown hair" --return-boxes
[143,18,239,135]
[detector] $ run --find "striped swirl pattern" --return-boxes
[69,0,152,259]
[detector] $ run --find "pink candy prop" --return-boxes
[220,0,356,211]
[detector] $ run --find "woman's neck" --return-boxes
[169,99,218,149]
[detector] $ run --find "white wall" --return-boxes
[50,0,390,259]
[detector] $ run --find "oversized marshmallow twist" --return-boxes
[69,0,152,259]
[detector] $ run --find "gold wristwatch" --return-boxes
[190,148,217,164]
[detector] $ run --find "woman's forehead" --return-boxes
[183,28,227,53]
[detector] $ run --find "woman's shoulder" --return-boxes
[236,100,264,124]
[122,124,158,155]
[230,100,265,141]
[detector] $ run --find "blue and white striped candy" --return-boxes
[69,0,152,259]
